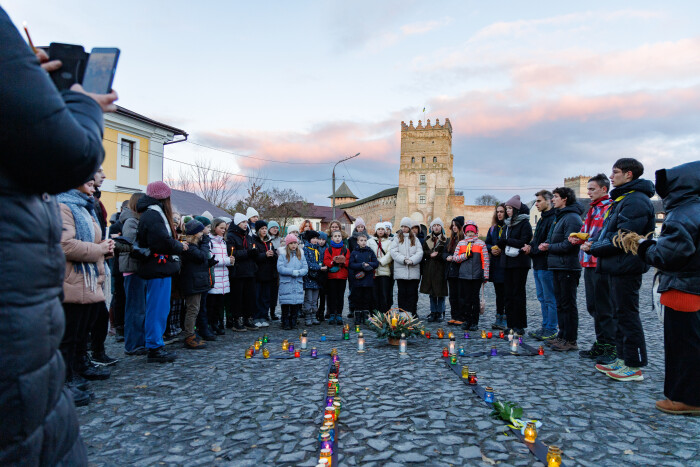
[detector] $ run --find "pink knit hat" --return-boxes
[146,181,171,200]
[284,233,299,244]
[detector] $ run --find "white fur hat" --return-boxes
[233,213,247,225]
[221,216,232,224]
[400,217,412,228]
[246,207,259,219]
[201,210,214,222]
[287,224,299,233]
[375,222,386,231]
[430,217,444,229]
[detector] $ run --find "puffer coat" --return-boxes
[420,233,448,296]
[209,235,231,294]
[303,244,324,289]
[277,250,309,304]
[348,246,379,287]
[546,203,584,271]
[117,206,139,273]
[368,236,393,277]
[390,233,423,280]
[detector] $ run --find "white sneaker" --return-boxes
[257,321,269,327]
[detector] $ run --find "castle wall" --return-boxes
[343,195,397,232]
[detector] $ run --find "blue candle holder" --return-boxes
[288,343,294,353]
[311,348,318,358]
[464,332,470,339]
[490,346,498,356]
[458,347,466,356]
[320,335,326,342]
[484,389,495,403]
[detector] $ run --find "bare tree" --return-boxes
[169,158,241,210]
[475,194,501,206]
[230,170,273,217]
[268,187,309,230]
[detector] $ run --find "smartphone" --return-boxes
[81,47,120,94]
[47,43,88,91]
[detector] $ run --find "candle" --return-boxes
[437,328,445,339]
[343,328,350,340]
[357,332,365,352]
[490,346,497,356]
[499,330,504,339]
[311,347,318,358]
[518,335,523,344]
[323,421,335,441]
[487,331,493,339]
[510,340,518,353]
[546,446,562,467]
[333,401,341,419]
[425,331,431,339]
[323,414,334,427]
[254,341,261,351]
[288,343,294,353]
[320,439,333,455]
[461,365,469,379]
[319,426,331,442]
[332,355,339,363]
[321,334,327,342]
[262,348,270,359]
[442,347,449,358]
[399,333,407,354]
[245,348,252,359]
[282,340,289,351]
[325,406,336,422]
[263,334,269,343]
[294,350,301,358]
[468,371,477,385]
[326,396,334,406]
[538,345,545,355]
[458,346,466,356]
[257,336,263,345]
[448,337,456,355]
[480,330,487,339]
[508,330,514,342]
[524,422,537,443]
[330,348,338,356]
[464,332,470,339]
[420,329,425,336]
[355,324,361,333]
[319,448,332,463]
[484,387,495,403]
[391,317,398,327]
[449,355,458,365]
[448,332,454,339]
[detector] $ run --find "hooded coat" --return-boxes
[277,250,309,304]
[254,233,279,282]
[303,243,324,289]
[497,204,533,269]
[546,203,584,271]
[590,178,656,276]
[528,208,556,270]
[116,206,140,273]
[420,231,448,296]
[639,161,700,295]
[444,216,465,279]
[390,233,424,280]
[485,221,505,283]
[348,245,379,287]
[180,239,213,296]
[209,235,231,294]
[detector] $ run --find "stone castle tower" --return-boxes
[564,175,591,200]
[395,118,455,227]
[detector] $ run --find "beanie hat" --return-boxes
[146,181,171,200]
[400,217,413,228]
[287,224,299,233]
[464,221,478,234]
[318,231,328,241]
[504,195,522,210]
[284,233,299,244]
[375,222,386,231]
[221,216,232,224]
[233,213,247,226]
[255,219,268,231]
[268,220,280,231]
[212,217,227,228]
[182,215,193,224]
[185,219,204,236]
[355,217,366,228]
[303,230,320,242]
[246,207,259,219]
[430,217,444,229]
[201,211,214,222]
[194,215,211,227]
[451,216,465,229]
[384,222,392,230]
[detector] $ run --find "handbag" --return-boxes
[505,246,520,257]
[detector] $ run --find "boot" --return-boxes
[312,309,320,325]
[270,310,279,321]
[66,383,91,407]
[335,314,343,326]
[243,317,257,330]
[492,314,506,330]
[233,316,246,332]
[196,309,217,341]
[77,355,110,380]
[316,309,325,323]
[147,346,177,363]
[290,309,299,329]
[427,312,437,323]
[184,335,207,349]
[281,309,291,330]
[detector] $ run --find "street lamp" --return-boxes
[332,152,360,220]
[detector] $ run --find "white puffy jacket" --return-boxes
[368,236,393,277]
[390,233,423,280]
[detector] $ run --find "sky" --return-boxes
[6,1,700,205]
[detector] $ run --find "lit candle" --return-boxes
[320,432,332,451]
[294,350,301,358]
[437,328,445,339]
[319,426,330,442]
[458,346,466,356]
[524,422,537,443]
[546,446,562,467]
[320,439,333,455]
[330,348,338,356]
[282,340,289,351]
[481,330,487,339]
[518,335,523,344]
[263,334,269,343]
[333,401,341,419]
[321,334,327,342]
[461,365,469,379]
[484,386,495,403]
[301,331,308,350]
[245,348,252,359]
[355,324,361,333]
[464,332,470,339]
[311,347,318,358]
[508,330,514,341]
[262,348,270,359]
[487,331,493,339]
[289,343,295,353]
[343,328,350,340]
[399,333,407,354]
[510,340,519,353]
[325,406,336,422]
[391,317,398,327]
[326,396,334,406]
[254,341,261,351]
[448,337,456,355]
[420,329,425,336]
[425,331,431,339]
[490,345,497,356]
[538,345,544,356]
[357,332,365,353]
[332,355,339,363]
[319,448,332,464]
[442,347,449,358]
[323,414,334,427]
[448,332,454,339]
[499,330,504,339]
[468,371,477,385]
[450,355,458,365]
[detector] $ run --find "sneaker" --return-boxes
[147,347,177,363]
[244,318,258,330]
[91,351,118,366]
[607,366,644,381]
[213,325,225,336]
[66,374,91,392]
[595,345,618,365]
[579,342,604,359]
[655,399,700,416]
[528,328,544,340]
[492,316,506,330]
[540,329,558,340]
[125,347,148,356]
[184,335,207,349]
[80,363,110,380]
[595,358,624,374]
[66,384,91,407]
[551,340,578,352]
[232,322,247,332]
[451,320,464,326]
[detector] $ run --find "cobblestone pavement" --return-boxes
[79,271,700,466]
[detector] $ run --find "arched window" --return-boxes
[433,157,437,163]
[411,157,415,163]
[421,157,426,163]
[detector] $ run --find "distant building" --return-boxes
[170,189,230,219]
[100,106,187,218]
[286,203,355,235]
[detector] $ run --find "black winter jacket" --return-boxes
[590,178,655,276]
[348,246,379,287]
[485,222,505,283]
[180,239,213,296]
[0,7,104,464]
[254,234,279,282]
[529,208,556,270]
[546,204,584,271]
[639,161,700,296]
[226,223,257,278]
[136,196,184,279]
[443,236,462,279]
[497,205,533,269]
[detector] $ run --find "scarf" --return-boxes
[352,229,369,239]
[56,189,99,293]
[330,239,344,249]
[504,214,530,227]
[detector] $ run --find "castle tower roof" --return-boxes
[329,181,358,200]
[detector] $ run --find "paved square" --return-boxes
[79,271,700,466]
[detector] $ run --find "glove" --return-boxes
[292,270,300,277]
[363,264,373,272]
[207,258,218,267]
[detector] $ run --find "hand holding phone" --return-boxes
[81,48,120,94]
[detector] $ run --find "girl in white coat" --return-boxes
[369,222,394,313]
[207,218,235,334]
[390,217,423,317]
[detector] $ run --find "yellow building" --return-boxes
[100,106,187,217]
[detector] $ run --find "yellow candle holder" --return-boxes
[524,421,537,443]
[480,330,487,339]
[546,446,562,467]
[437,328,445,339]
[262,348,270,359]
[447,332,454,339]
[282,341,289,351]
[461,365,469,379]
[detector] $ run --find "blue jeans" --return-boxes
[430,296,446,315]
[533,269,557,331]
[144,277,171,349]
[123,274,147,353]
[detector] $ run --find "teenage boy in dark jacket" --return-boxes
[539,187,583,352]
[590,158,655,381]
[523,190,558,341]
[348,235,379,325]
[226,213,258,331]
[636,161,700,414]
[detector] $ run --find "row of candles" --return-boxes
[318,349,341,466]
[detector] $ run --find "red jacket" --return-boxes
[323,245,349,280]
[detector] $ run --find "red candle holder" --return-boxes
[538,345,545,355]
[294,350,301,358]
[487,332,493,339]
[425,331,431,339]
[499,330,505,339]
[442,347,449,358]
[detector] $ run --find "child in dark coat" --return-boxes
[181,220,213,349]
[302,230,325,326]
[348,235,379,324]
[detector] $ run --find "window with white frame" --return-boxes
[419,195,426,204]
[121,139,135,168]
[419,174,426,184]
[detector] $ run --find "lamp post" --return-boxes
[332,153,360,221]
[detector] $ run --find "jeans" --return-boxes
[583,268,616,345]
[610,274,647,367]
[144,277,171,349]
[553,270,580,342]
[429,295,445,315]
[255,281,272,321]
[303,288,320,315]
[123,274,147,353]
[533,269,557,331]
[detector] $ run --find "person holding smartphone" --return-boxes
[0,7,118,465]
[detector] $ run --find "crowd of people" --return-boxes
[1,6,698,465]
